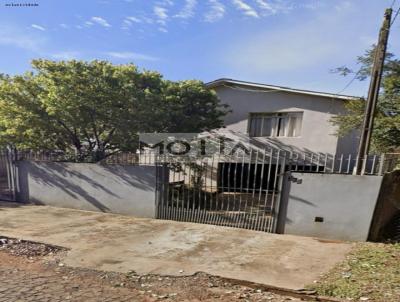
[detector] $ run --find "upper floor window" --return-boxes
[249,112,303,137]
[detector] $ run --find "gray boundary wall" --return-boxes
[16,161,158,218]
[281,173,383,241]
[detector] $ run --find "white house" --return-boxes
[206,78,361,155]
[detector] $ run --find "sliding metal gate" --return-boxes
[0,150,16,201]
[156,148,287,233]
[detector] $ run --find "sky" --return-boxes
[0,0,399,97]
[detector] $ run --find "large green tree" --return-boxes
[0,60,228,160]
[331,46,400,153]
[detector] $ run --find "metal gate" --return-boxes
[156,148,287,233]
[0,150,16,201]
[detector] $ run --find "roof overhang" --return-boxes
[206,78,362,101]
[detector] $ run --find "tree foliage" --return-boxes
[0,60,228,160]
[331,46,400,152]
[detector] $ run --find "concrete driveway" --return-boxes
[0,202,352,290]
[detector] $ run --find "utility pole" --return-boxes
[355,8,392,175]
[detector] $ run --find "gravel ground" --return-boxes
[0,236,312,302]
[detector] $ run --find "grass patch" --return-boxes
[307,242,400,301]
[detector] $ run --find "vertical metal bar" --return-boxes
[219,159,226,226]
[243,148,253,228]
[266,150,281,232]
[323,154,328,173]
[232,151,240,227]
[262,149,274,232]
[209,155,216,225]
[339,154,344,174]
[353,155,359,175]
[188,161,195,222]
[215,152,223,225]
[225,158,232,227]
[347,154,352,174]
[254,149,266,231]
[5,151,12,199]
[247,149,260,230]
[238,150,246,228]
[201,159,208,224]
[378,153,385,176]
[172,160,178,221]
[371,155,377,175]
[271,152,287,233]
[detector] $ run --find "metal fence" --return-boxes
[154,148,397,232]
[9,148,398,176]
[0,150,16,201]
[156,149,287,232]
[3,147,400,233]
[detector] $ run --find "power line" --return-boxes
[391,6,400,25]
[335,69,362,95]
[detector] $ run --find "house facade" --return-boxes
[206,78,361,155]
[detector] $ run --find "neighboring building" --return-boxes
[206,78,362,155]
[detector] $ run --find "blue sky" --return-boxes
[0,0,399,97]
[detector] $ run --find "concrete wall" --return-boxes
[213,85,359,155]
[368,170,400,241]
[16,161,158,218]
[280,173,383,241]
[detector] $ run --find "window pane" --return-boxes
[249,116,262,137]
[277,117,288,137]
[261,117,273,136]
[287,114,302,137]
[287,117,296,137]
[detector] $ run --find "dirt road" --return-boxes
[0,238,306,302]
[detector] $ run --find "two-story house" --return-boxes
[206,78,361,155]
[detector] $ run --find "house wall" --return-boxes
[16,161,158,218]
[213,85,359,154]
[280,173,383,241]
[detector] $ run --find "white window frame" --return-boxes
[248,112,303,138]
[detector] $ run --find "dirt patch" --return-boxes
[0,236,338,302]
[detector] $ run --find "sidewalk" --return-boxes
[0,202,352,290]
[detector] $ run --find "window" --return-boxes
[249,112,302,137]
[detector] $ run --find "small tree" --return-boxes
[331,46,400,153]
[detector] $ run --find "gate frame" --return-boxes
[0,148,17,202]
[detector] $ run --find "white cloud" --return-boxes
[159,0,174,6]
[255,0,277,15]
[232,0,259,18]
[105,51,159,61]
[204,0,225,23]
[31,24,46,31]
[175,0,197,19]
[51,51,80,60]
[122,16,144,30]
[125,16,142,24]
[0,24,46,52]
[59,23,69,29]
[90,16,111,27]
[154,6,169,25]
[158,27,168,33]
